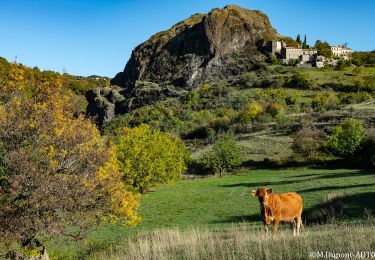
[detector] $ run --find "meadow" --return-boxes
[46,168,375,259]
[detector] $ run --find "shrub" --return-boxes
[353,76,365,90]
[335,59,346,71]
[324,119,365,157]
[199,132,244,176]
[285,92,301,105]
[237,102,263,125]
[287,72,313,89]
[311,91,338,111]
[266,103,284,117]
[354,136,375,167]
[352,67,363,76]
[115,124,190,193]
[292,128,323,159]
[338,92,372,104]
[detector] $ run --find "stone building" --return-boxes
[282,47,317,64]
[331,45,352,60]
[270,40,283,54]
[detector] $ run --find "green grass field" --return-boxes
[46,168,375,259]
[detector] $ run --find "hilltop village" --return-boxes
[267,38,352,68]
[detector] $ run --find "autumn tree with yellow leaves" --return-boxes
[0,59,139,250]
[115,124,190,194]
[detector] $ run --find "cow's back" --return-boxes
[274,192,302,221]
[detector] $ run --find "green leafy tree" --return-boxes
[115,124,189,193]
[200,132,244,176]
[324,119,365,157]
[315,40,333,58]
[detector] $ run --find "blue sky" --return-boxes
[1,0,374,77]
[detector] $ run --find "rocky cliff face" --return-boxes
[87,5,277,125]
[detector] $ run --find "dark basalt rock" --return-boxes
[112,5,276,90]
[87,5,277,125]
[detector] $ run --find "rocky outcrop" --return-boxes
[87,5,277,125]
[86,82,187,125]
[112,5,276,90]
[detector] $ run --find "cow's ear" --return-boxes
[251,190,257,197]
[266,188,272,194]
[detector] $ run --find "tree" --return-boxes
[296,34,302,45]
[302,34,307,49]
[324,119,365,157]
[115,124,189,194]
[315,40,333,58]
[0,61,139,253]
[199,132,244,176]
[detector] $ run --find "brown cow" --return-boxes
[251,187,303,237]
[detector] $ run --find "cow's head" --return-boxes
[251,187,272,207]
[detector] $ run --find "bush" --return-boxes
[292,128,324,159]
[311,91,338,111]
[199,132,244,176]
[338,92,372,104]
[354,135,375,167]
[324,119,365,157]
[237,102,263,125]
[287,72,313,89]
[266,103,284,117]
[115,124,190,193]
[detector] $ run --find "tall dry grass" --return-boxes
[92,218,375,260]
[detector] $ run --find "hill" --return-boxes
[87,5,277,125]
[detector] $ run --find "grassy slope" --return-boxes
[47,168,375,258]
[136,168,375,230]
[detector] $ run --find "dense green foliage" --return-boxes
[115,124,189,193]
[352,51,375,66]
[315,40,333,58]
[199,132,244,175]
[324,119,365,157]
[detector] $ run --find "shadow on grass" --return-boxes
[298,183,375,193]
[219,169,374,189]
[304,192,375,225]
[241,158,373,171]
[219,178,313,188]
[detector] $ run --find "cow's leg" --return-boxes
[263,219,269,237]
[293,219,297,236]
[264,224,269,236]
[296,216,302,236]
[272,219,280,238]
